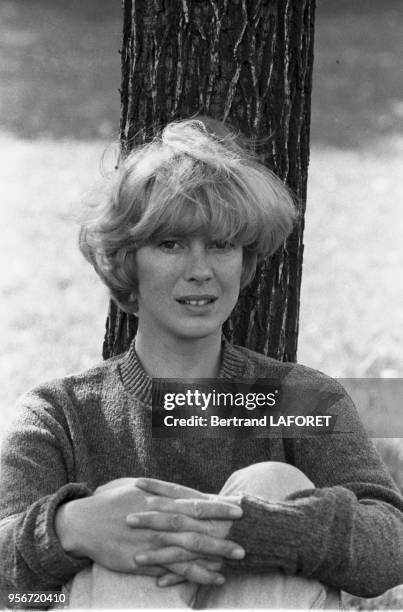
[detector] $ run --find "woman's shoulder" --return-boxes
[230,342,349,397]
[14,352,127,420]
[230,343,358,430]
[1,352,132,460]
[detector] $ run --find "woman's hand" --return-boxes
[126,478,244,585]
[55,477,244,584]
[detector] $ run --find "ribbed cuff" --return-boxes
[225,494,304,573]
[31,483,92,581]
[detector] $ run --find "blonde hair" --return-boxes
[80,117,297,312]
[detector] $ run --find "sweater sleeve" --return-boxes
[227,385,403,598]
[0,393,92,600]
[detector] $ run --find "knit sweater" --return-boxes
[1,340,403,603]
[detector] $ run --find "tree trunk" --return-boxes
[103,0,315,362]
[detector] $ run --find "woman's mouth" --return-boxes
[177,296,217,306]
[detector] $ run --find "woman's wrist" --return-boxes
[54,497,91,559]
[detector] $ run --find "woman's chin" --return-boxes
[170,321,223,342]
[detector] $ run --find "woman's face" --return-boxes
[135,236,243,344]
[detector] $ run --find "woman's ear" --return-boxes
[127,292,139,314]
[240,251,258,290]
[110,292,139,315]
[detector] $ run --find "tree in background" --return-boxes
[103,0,315,362]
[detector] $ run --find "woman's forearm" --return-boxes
[0,484,92,593]
[223,384,403,597]
[227,484,403,597]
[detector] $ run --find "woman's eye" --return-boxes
[210,240,235,250]
[159,240,182,251]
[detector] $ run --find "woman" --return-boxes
[0,117,402,609]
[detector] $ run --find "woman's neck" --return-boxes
[134,331,222,379]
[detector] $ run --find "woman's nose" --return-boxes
[185,245,213,282]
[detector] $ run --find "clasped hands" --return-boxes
[55,477,245,587]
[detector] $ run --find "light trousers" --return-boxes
[65,462,342,609]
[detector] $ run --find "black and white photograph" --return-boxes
[0,1,402,609]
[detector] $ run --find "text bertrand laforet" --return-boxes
[160,389,333,428]
[163,415,333,427]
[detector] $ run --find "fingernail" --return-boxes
[215,575,225,585]
[158,577,169,587]
[135,554,147,563]
[232,547,245,559]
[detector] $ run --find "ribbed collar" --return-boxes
[119,337,248,404]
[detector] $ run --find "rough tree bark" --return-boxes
[103,0,315,362]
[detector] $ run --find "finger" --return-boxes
[136,479,242,509]
[159,532,245,560]
[127,511,217,535]
[161,561,225,586]
[157,573,186,587]
[192,558,223,571]
[138,547,199,564]
[131,564,166,577]
[164,557,222,574]
[145,497,243,519]
[136,478,206,499]
[135,533,245,564]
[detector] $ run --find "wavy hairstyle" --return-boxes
[79,117,298,313]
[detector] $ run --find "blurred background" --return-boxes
[0,1,402,607]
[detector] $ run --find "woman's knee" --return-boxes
[221,461,315,501]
